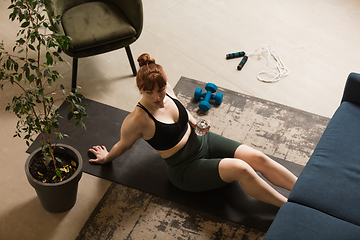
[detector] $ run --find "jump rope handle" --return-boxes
[226,51,245,59]
[237,56,248,71]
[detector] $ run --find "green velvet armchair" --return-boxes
[47,0,143,90]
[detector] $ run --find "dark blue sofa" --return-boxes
[264,72,360,240]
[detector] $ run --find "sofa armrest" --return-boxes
[341,72,360,105]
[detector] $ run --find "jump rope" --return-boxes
[226,45,289,83]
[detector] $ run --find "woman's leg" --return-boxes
[234,145,297,191]
[219,158,287,207]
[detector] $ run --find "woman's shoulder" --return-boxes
[166,83,177,99]
[122,105,155,139]
[124,105,152,128]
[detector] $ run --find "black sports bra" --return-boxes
[137,94,189,151]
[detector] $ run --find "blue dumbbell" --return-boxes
[194,83,223,111]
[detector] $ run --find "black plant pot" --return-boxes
[25,144,83,213]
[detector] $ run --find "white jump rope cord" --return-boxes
[247,45,289,83]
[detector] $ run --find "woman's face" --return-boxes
[141,84,167,107]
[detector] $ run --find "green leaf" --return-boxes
[55,157,62,163]
[6,59,11,70]
[49,26,57,32]
[35,69,42,77]
[16,38,25,45]
[56,132,63,140]
[60,84,66,95]
[56,168,62,178]
[67,111,73,121]
[46,52,53,65]
[14,62,18,72]
[52,121,59,128]
[21,21,30,28]
[46,51,51,60]
[44,155,52,165]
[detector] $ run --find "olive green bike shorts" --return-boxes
[164,127,242,192]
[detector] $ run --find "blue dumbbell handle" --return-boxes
[204,90,212,103]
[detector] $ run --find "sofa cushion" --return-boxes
[264,202,360,240]
[288,101,360,226]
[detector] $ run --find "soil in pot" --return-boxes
[29,151,78,184]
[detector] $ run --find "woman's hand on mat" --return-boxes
[89,145,109,164]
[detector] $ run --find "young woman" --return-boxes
[89,53,297,208]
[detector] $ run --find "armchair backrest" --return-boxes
[47,0,143,38]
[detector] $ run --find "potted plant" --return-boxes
[0,0,87,212]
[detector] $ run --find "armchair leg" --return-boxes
[125,46,137,76]
[72,58,78,92]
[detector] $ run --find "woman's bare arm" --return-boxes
[89,112,143,164]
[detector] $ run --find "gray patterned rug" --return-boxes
[175,77,329,166]
[76,77,330,240]
[76,183,265,240]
